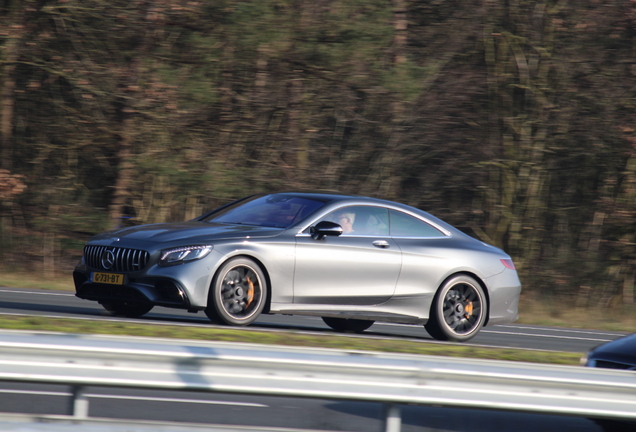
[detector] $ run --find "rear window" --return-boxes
[389,210,445,237]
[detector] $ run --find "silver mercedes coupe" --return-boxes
[73,192,521,342]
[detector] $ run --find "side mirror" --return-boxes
[310,221,343,240]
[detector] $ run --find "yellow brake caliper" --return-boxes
[245,277,255,308]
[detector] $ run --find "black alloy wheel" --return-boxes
[205,257,267,326]
[425,275,487,342]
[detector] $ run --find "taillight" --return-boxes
[501,258,516,270]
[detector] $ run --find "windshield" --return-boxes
[201,194,328,228]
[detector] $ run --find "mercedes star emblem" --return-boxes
[101,250,116,270]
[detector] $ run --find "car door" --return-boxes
[293,206,401,306]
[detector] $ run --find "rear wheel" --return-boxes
[99,301,153,318]
[322,317,374,333]
[205,257,267,326]
[425,275,487,342]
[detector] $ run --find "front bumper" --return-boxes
[72,253,220,311]
[73,269,193,310]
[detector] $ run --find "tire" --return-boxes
[425,275,487,342]
[99,301,153,318]
[322,317,374,333]
[205,257,267,326]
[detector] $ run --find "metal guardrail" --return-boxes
[1,330,636,432]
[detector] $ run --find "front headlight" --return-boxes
[159,245,213,266]
[580,353,595,367]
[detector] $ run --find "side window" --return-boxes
[319,206,389,236]
[389,210,445,237]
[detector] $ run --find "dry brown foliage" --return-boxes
[0,169,26,200]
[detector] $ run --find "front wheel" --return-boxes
[99,301,153,318]
[322,317,374,333]
[425,275,487,342]
[205,257,267,326]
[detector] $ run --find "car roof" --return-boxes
[268,191,409,205]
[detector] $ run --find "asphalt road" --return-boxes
[0,287,626,353]
[0,287,632,432]
[0,381,620,432]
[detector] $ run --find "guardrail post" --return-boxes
[71,386,89,419]
[383,403,401,432]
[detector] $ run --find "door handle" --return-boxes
[372,240,390,249]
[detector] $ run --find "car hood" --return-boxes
[588,334,636,369]
[591,334,636,358]
[90,221,285,244]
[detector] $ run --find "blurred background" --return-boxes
[0,0,634,315]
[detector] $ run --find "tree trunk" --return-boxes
[108,4,157,228]
[481,0,555,273]
[286,70,305,182]
[374,0,408,199]
[0,4,27,263]
[1,6,26,171]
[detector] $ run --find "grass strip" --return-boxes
[0,315,582,366]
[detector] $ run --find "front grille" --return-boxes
[594,360,636,370]
[84,245,150,272]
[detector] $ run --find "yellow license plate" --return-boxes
[92,272,124,285]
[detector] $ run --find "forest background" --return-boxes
[1,0,635,315]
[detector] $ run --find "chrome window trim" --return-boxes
[295,232,453,239]
[389,234,453,240]
[294,204,451,237]
[387,208,451,237]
